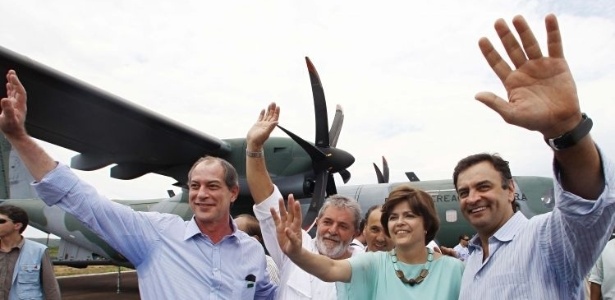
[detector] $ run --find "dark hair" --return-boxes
[364,204,382,226]
[359,218,366,233]
[359,205,381,232]
[188,156,239,189]
[0,204,29,233]
[453,153,516,212]
[380,185,439,245]
[459,234,470,241]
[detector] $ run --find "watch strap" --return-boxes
[545,113,592,151]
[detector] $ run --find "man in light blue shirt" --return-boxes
[0,71,277,299]
[452,234,470,262]
[454,14,615,299]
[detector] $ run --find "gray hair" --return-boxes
[317,194,362,231]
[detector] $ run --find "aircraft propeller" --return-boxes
[373,156,389,184]
[373,157,421,183]
[276,57,355,229]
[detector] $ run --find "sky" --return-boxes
[1,1,614,237]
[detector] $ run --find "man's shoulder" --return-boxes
[24,239,47,250]
[145,211,186,229]
[438,254,465,267]
[233,229,255,241]
[234,230,266,251]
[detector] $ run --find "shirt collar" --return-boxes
[468,211,528,253]
[183,216,240,242]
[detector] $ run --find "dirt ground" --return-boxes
[58,271,140,300]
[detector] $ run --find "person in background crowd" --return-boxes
[362,205,392,252]
[453,234,470,262]
[0,204,61,300]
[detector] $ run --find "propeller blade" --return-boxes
[289,58,356,229]
[329,104,344,147]
[373,156,389,183]
[278,124,354,174]
[302,170,329,229]
[277,124,327,161]
[382,156,389,183]
[326,173,337,196]
[339,169,351,184]
[374,163,385,184]
[306,57,330,148]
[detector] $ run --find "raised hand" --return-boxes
[0,70,28,138]
[246,102,280,149]
[476,14,581,138]
[270,194,304,258]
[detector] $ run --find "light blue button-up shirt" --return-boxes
[34,164,277,300]
[459,154,615,300]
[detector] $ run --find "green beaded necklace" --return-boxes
[390,247,433,286]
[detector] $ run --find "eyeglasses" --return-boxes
[462,238,470,241]
[0,218,12,224]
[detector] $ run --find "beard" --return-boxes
[315,232,348,259]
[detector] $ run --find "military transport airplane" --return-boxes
[0,45,555,267]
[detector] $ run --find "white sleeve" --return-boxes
[253,185,314,271]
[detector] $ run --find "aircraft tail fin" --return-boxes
[405,172,420,182]
[0,134,37,199]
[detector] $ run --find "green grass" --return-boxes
[48,246,59,258]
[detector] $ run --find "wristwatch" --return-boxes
[545,113,592,151]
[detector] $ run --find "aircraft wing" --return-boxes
[0,46,231,185]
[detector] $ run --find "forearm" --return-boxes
[590,282,602,300]
[554,136,603,200]
[246,146,275,203]
[5,134,56,181]
[287,248,351,283]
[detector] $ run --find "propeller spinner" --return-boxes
[276,57,355,229]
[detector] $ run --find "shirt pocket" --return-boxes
[16,264,43,299]
[233,279,256,299]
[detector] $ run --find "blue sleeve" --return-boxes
[543,149,615,286]
[33,164,173,266]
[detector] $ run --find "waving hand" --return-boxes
[476,14,581,138]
